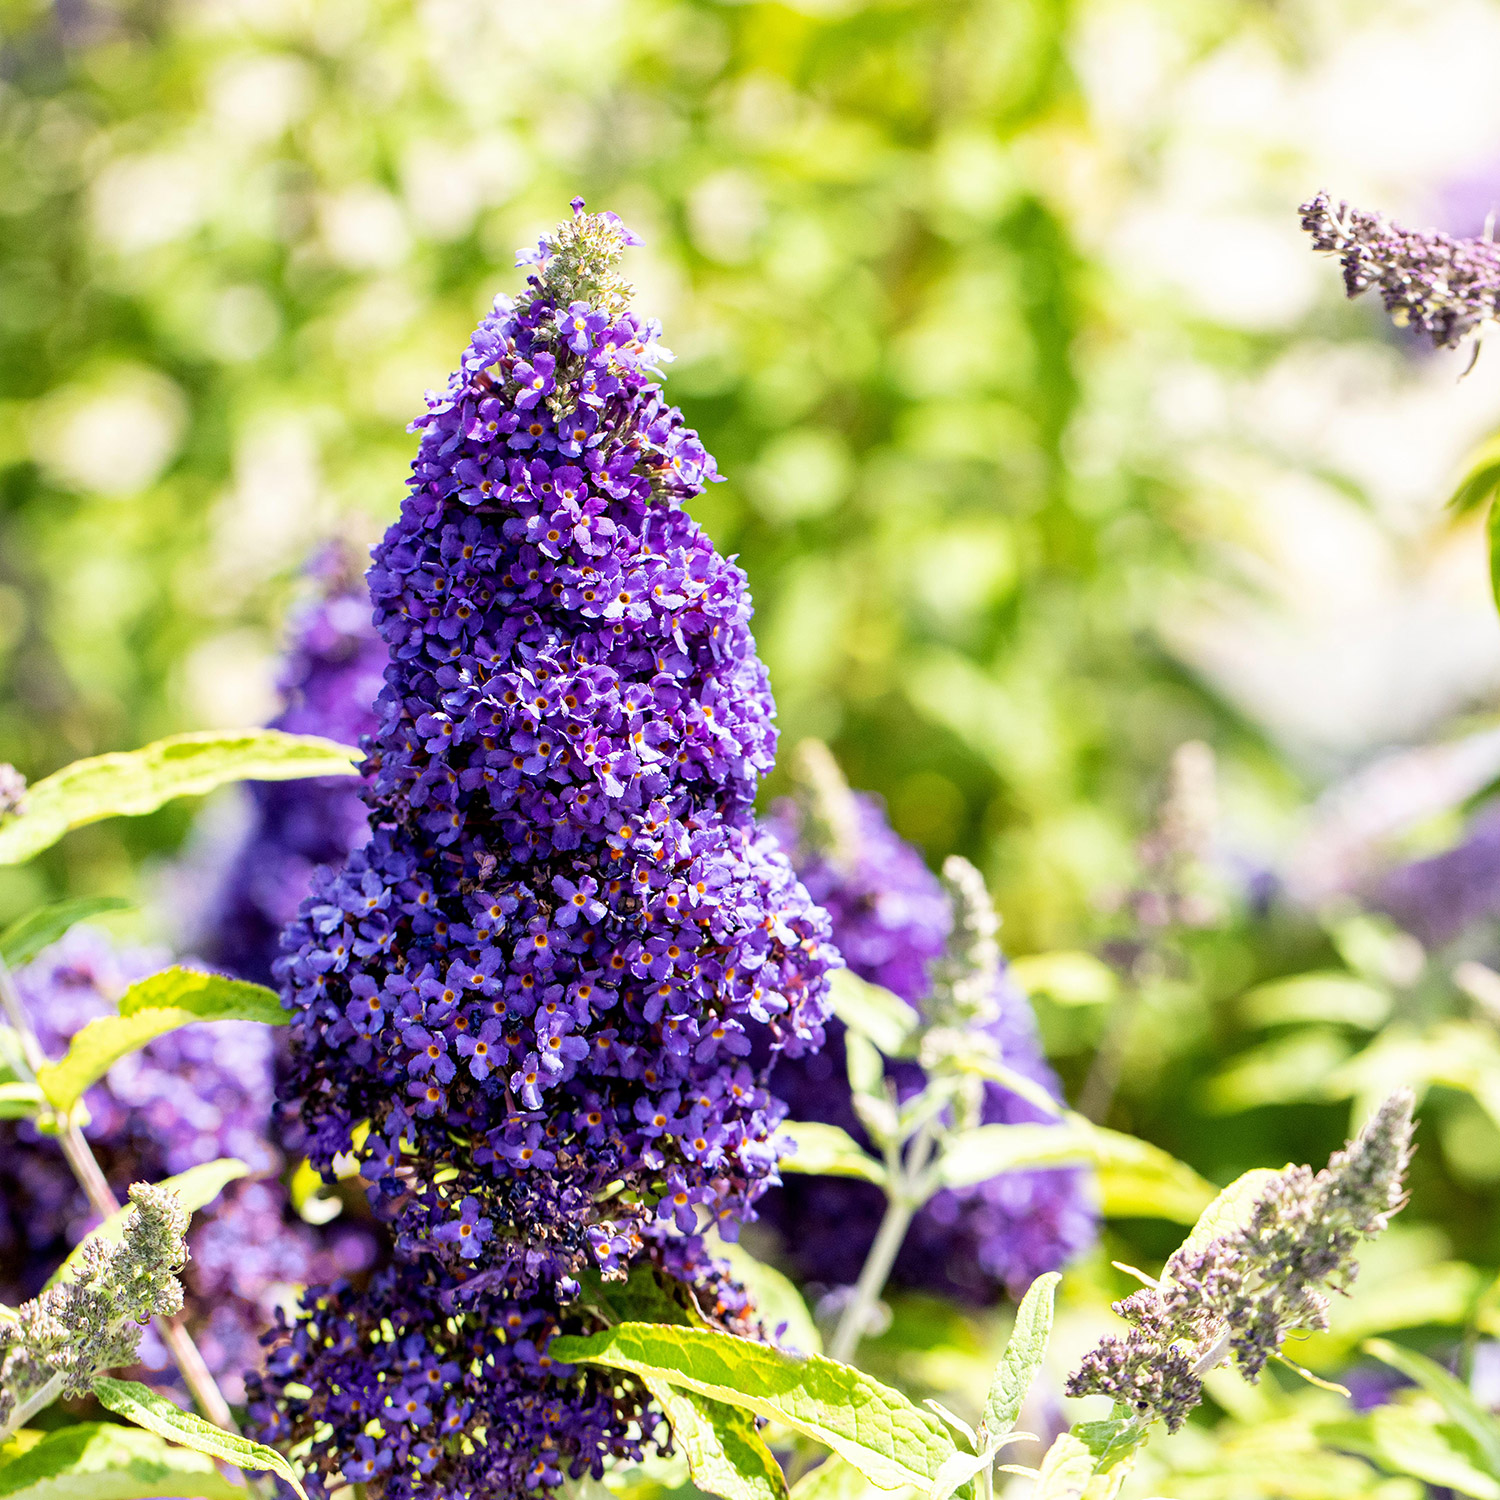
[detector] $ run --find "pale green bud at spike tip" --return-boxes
[516,196,644,318]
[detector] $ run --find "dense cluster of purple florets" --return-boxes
[201,544,385,986]
[252,204,835,1498]
[0,927,374,1402]
[759,792,1096,1303]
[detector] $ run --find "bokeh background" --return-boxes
[5,0,1500,928]
[11,1,1500,1487]
[11,0,1500,1283]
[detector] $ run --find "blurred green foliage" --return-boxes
[11,5,1500,1491]
[0,0,1268,944]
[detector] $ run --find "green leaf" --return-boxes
[36,969,285,1113]
[0,730,361,866]
[0,1422,245,1500]
[707,1232,823,1355]
[549,1322,956,1492]
[1030,1433,1097,1500]
[0,1081,43,1119]
[789,1456,896,1500]
[1319,1408,1500,1500]
[926,1450,992,1500]
[846,1031,887,1097]
[1365,1339,1500,1477]
[936,1116,1215,1223]
[1238,973,1392,1030]
[46,1158,250,1290]
[828,969,919,1057]
[0,898,134,970]
[1489,497,1500,617]
[777,1121,887,1187]
[1450,435,1500,517]
[645,1377,788,1500]
[91,1378,307,1500]
[116,968,286,1025]
[578,1260,702,1327]
[938,1121,1094,1186]
[978,1272,1059,1450]
[1007,952,1119,1008]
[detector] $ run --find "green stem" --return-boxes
[827,1192,915,1365]
[0,1369,66,1445]
[827,1113,943,1365]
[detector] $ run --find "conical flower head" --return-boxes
[276,203,836,1284]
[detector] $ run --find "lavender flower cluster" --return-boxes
[0,928,375,1403]
[251,204,835,1499]
[201,543,385,986]
[758,768,1096,1303]
[1301,191,1500,350]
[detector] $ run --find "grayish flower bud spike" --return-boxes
[787,738,865,876]
[0,1182,189,1442]
[1066,1089,1415,1431]
[927,855,1002,1032]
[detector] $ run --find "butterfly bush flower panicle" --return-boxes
[1301,190,1500,350]
[0,1183,188,1441]
[276,200,833,1286]
[258,202,834,1497]
[1066,1088,1415,1432]
[761,744,1095,1304]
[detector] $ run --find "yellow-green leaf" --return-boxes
[828,970,919,1057]
[0,898,134,970]
[91,1378,307,1500]
[938,1117,1214,1224]
[1008,952,1119,1008]
[36,969,285,1113]
[979,1272,1059,1449]
[0,1422,243,1500]
[0,730,361,866]
[777,1121,887,1187]
[646,1377,788,1500]
[550,1322,955,1492]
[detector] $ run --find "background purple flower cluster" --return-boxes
[0,926,375,1403]
[200,543,386,987]
[759,788,1097,1304]
[251,205,836,1500]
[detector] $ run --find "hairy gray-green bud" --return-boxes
[0,1183,189,1440]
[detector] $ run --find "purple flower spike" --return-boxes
[252,204,835,1499]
